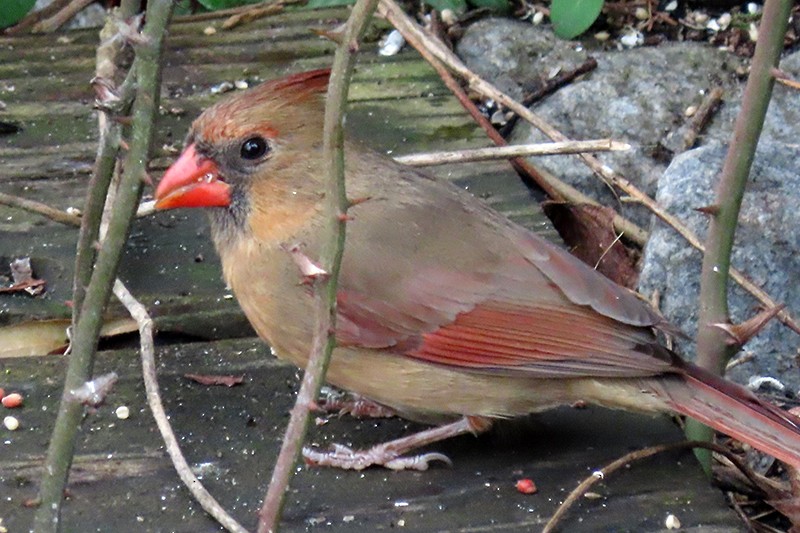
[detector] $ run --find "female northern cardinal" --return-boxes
[154,69,800,470]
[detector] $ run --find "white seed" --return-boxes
[440,9,458,26]
[684,105,697,117]
[635,7,649,20]
[203,26,216,36]
[718,13,732,30]
[619,30,644,48]
[665,513,681,529]
[594,31,610,42]
[748,22,758,42]
[3,416,19,431]
[532,11,544,25]
[115,405,130,420]
[379,30,405,57]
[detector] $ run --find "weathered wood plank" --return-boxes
[0,338,743,532]
[0,6,745,532]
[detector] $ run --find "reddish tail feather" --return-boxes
[649,363,800,468]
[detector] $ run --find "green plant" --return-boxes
[196,0,263,9]
[0,0,36,29]
[550,0,604,39]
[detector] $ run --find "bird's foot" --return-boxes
[317,388,396,419]
[302,416,492,471]
[303,443,451,471]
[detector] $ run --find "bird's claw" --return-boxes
[302,443,451,471]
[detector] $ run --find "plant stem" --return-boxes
[688,0,791,465]
[255,1,378,531]
[33,2,173,530]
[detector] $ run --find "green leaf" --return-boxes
[196,0,263,10]
[550,0,604,39]
[467,0,509,13]
[174,0,197,16]
[0,0,36,29]
[425,0,467,13]
[305,0,356,7]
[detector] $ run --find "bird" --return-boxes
[154,68,800,471]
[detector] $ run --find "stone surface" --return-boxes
[638,141,800,392]
[458,20,800,228]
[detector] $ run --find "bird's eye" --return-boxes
[240,136,270,160]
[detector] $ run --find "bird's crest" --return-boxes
[195,69,331,143]
[266,68,331,100]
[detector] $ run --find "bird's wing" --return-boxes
[334,177,674,379]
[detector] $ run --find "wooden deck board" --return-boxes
[0,7,744,531]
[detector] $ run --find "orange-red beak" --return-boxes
[154,144,231,210]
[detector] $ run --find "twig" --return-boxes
[112,280,249,533]
[3,0,70,35]
[726,492,759,533]
[173,0,299,23]
[378,0,800,336]
[221,2,286,30]
[385,8,648,246]
[255,0,379,531]
[30,0,94,33]
[0,192,81,227]
[521,58,599,107]
[680,86,724,153]
[772,67,800,90]
[394,139,629,167]
[541,440,784,533]
[33,2,174,530]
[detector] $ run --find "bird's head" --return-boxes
[153,69,330,215]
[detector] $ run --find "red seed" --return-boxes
[2,393,23,408]
[0,388,4,399]
[515,478,537,495]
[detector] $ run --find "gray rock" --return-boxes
[638,142,800,392]
[458,21,800,228]
[456,18,589,101]
[506,42,744,226]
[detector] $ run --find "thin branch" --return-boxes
[173,0,298,24]
[33,2,174,530]
[3,0,71,35]
[394,139,630,167]
[255,0,379,531]
[30,0,94,33]
[378,0,800,336]
[687,0,793,461]
[112,280,249,533]
[221,1,291,30]
[679,86,724,153]
[696,0,792,374]
[388,14,648,246]
[541,440,784,533]
[0,192,81,227]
